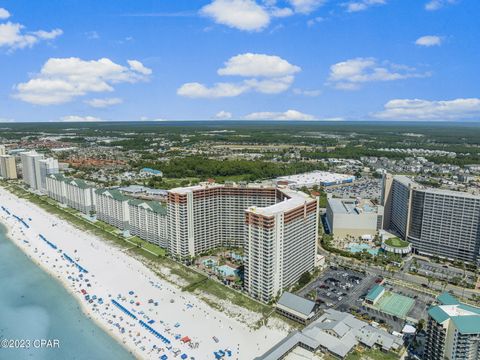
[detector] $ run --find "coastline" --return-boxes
[0,220,140,360]
[0,186,288,359]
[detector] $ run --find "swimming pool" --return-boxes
[216,265,238,277]
[347,243,379,256]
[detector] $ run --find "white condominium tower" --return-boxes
[0,155,17,179]
[0,145,6,155]
[382,174,480,264]
[425,293,480,360]
[244,190,318,302]
[46,173,96,215]
[128,199,168,248]
[20,151,59,191]
[167,183,318,302]
[95,189,130,231]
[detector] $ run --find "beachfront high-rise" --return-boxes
[0,155,17,180]
[128,199,168,248]
[167,183,319,302]
[0,145,6,156]
[95,189,130,231]
[20,151,59,192]
[382,174,480,264]
[46,173,96,215]
[425,293,480,360]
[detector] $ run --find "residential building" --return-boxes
[167,183,318,302]
[325,197,384,239]
[128,199,167,248]
[46,174,96,215]
[36,157,59,192]
[425,293,480,360]
[0,155,17,179]
[0,145,5,156]
[382,174,480,264]
[20,150,58,192]
[95,189,130,231]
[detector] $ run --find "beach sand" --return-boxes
[0,186,287,360]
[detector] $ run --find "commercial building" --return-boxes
[382,174,480,264]
[325,197,384,239]
[128,199,167,248]
[257,309,403,359]
[425,293,480,360]
[0,155,17,179]
[276,292,319,325]
[20,151,58,192]
[276,171,355,189]
[95,189,130,231]
[46,173,96,215]
[167,183,318,302]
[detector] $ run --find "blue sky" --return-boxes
[0,0,479,122]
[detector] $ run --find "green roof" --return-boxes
[128,199,167,215]
[437,292,460,306]
[48,173,66,181]
[428,306,450,324]
[451,311,480,334]
[68,178,91,189]
[366,285,385,302]
[95,188,129,201]
[384,237,410,248]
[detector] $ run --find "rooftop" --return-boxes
[429,294,480,334]
[277,171,355,186]
[277,292,316,317]
[366,285,385,302]
[327,197,378,215]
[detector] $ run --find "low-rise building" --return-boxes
[276,292,319,325]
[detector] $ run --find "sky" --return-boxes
[0,0,479,122]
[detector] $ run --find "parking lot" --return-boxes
[410,258,476,286]
[298,267,378,312]
[325,178,382,200]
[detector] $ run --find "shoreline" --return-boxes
[0,186,288,359]
[0,220,140,359]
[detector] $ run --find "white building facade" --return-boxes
[128,200,168,248]
[95,189,130,231]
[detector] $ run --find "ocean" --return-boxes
[0,224,134,360]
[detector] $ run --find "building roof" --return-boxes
[277,292,316,317]
[366,285,384,302]
[141,167,162,175]
[429,294,480,334]
[95,188,129,201]
[437,292,460,306]
[128,199,167,215]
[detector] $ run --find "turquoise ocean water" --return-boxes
[0,224,134,360]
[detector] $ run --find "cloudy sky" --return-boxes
[0,0,479,122]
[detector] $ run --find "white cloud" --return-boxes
[415,35,443,47]
[425,0,457,11]
[373,98,480,120]
[61,115,104,122]
[288,0,326,14]
[327,57,430,90]
[85,97,123,108]
[214,110,233,119]
[177,82,248,98]
[200,0,270,31]
[218,53,300,77]
[345,0,386,12]
[178,53,300,98]
[293,88,322,96]
[14,57,152,105]
[244,109,316,120]
[0,8,11,20]
[0,117,15,123]
[0,22,63,50]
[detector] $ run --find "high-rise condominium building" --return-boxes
[128,199,168,248]
[0,155,17,179]
[20,151,58,191]
[167,183,318,302]
[382,174,480,263]
[46,173,96,215]
[425,293,480,360]
[95,189,130,231]
[0,145,6,156]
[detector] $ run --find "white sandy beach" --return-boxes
[0,186,287,360]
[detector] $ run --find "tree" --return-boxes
[298,271,312,288]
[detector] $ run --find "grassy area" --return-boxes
[345,349,400,360]
[128,236,166,256]
[384,237,410,248]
